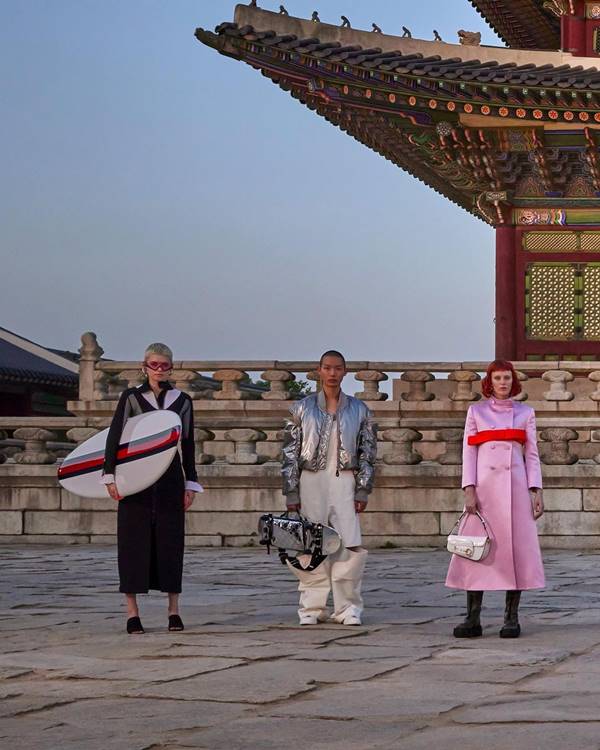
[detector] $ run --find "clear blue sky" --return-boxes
[2,1,502,362]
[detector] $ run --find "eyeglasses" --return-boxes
[145,361,172,372]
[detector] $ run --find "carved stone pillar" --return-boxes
[400,371,434,401]
[539,427,578,465]
[119,370,145,390]
[93,370,110,400]
[382,428,423,465]
[194,428,215,465]
[78,332,104,401]
[355,370,388,401]
[13,428,57,465]
[436,428,464,465]
[172,369,199,397]
[213,370,248,400]
[306,370,320,391]
[588,371,600,401]
[224,428,267,464]
[448,371,481,401]
[542,370,574,401]
[261,370,294,400]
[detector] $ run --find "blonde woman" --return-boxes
[103,343,202,634]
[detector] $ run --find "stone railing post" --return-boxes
[78,332,104,401]
[436,429,464,465]
[513,370,528,401]
[539,428,578,465]
[355,370,389,401]
[261,370,294,400]
[66,428,99,446]
[0,430,7,464]
[118,369,145,390]
[213,369,248,400]
[588,371,600,401]
[382,428,423,465]
[400,371,434,401]
[13,428,57,464]
[93,370,110,400]
[306,370,320,391]
[448,370,481,401]
[224,428,267,464]
[172,369,199,397]
[194,428,215,465]
[542,370,574,401]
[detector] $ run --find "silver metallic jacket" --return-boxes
[281,391,377,506]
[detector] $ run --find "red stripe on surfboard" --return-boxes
[57,428,180,479]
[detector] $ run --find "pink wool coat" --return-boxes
[445,397,545,591]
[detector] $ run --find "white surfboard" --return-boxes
[58,411,182,499]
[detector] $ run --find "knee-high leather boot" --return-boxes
[499,590,521,638]
[453,590,483,638]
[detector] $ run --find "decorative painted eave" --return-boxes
[469,0,561,51]
[196,5,600,224]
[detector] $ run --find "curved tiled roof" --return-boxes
[211,22,600,88]
[469,0,561,51]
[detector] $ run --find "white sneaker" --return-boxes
[299,614,318,626]
[342,614,362,626]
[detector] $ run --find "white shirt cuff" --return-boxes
[102,474,115,485]
[185,480,203,493]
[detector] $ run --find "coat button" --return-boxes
[490,466,496,470]
[491,445,496,450]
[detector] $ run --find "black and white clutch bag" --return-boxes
[447,510,491,562]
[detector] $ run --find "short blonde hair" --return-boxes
[144,342,173,362]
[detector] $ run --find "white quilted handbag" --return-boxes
[447,511,491,562]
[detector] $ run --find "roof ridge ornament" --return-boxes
[372,23,382,34]
[458,29,482,46]
[402,26,412,38]
[311,11,320,23]
[279,5,288,15]
[434,30,443,42]
[341,15,351,28]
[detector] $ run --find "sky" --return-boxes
[1,1,503,362]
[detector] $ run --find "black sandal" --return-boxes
[168,614,184,632]
[126,616,145,634]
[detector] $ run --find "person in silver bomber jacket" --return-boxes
[281,350,377,626]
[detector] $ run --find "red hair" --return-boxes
[481,359,522,399]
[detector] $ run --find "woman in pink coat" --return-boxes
[446,359,545,638]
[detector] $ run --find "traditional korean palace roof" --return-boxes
[469,1,561,51]
[196,5,600,224]
[0,328,78,389]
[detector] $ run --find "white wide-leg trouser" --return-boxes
[290,431,367,622]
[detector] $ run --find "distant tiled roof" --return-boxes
[0,330,78,389]
[469,0,561,51]
[211,22,600,88]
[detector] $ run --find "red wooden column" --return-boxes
[495,224,517,360]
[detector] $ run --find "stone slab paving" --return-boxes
[2,546,600,749]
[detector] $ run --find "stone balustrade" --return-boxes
[5,331,600,546]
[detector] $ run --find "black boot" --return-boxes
[499,590,521,638]
[453,590,483,638]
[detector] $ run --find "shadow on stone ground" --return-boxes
[2,546,600,749]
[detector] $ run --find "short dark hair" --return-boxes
[319,350,346,367]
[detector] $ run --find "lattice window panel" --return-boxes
[523,231,600,253]
[583,264,600,339]
[525,263,577,340]
[579,233,600,252]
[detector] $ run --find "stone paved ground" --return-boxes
[2,546,600,749]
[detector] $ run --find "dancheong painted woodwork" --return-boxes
[196,2,600,360]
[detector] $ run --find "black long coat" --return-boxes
[103,383,198,594]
